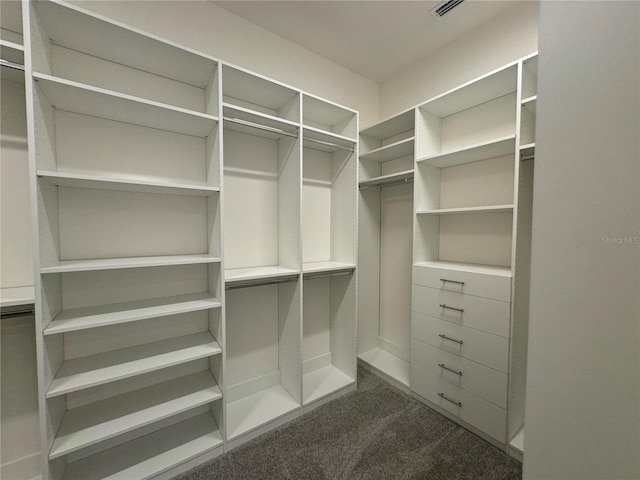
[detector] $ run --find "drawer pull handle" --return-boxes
[440,278,465,286]
[440,304,464,313]
[439,334,464,345]
[438,392,462,407]
[438,363,463,376]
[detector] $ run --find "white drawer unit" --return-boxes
[412,285,510,338]
[412,312,509,373]
[412,264,511,302]
[411,339,507,408]
[411,364,507,443]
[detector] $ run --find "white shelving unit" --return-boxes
[358,109,415,391]
[25,2,225,479]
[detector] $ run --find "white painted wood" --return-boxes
[360,109,414,143]
[412,285,511,338]
[411,339,507,408]
[226,384,299,440]
[0,286,35,307]
[49,371,221,459]
[41,254,221,274]
[46,332,222,397]
[303,126,356,151]
[44,293,220,335]
[225,266,299,283]
[302,261,355,274]
[359,137,414,163]
[510,425,524,453]
[302,352,332,375]
[63,412,222,480]
[417,204,514,215]
[32,0,218,88]
[417,135,516,168]
[412,312,509,373]
[359,169,413,188]
[303,147,332,263]
[223,103,299,141]
[411,364,507,442]
[303,365,354,405]
[37,171,219,197]
[33,74,218,137]
[303,93,357,139]
[302,277,330,362]
[358,347,410,388]
[419,65,517,118]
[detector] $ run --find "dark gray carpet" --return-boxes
[174,368,522,480]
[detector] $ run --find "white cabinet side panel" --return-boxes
[223,131,278,269]
[379,183,413,360]
[302,147,331,263]
[57,188,207,260]
[226,285,279,386]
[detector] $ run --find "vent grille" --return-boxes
[430,0,466,18]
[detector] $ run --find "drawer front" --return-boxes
[411,365,507,442]
[411,339,507,408]
[413,265,511,302]
[412,285,511,338]
[412,312,509,373]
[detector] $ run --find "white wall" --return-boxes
[524,2,639,479]
[377,1,539,124]
[70,1,380,127]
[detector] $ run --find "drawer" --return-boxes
[412,285,511,338]
[411,365,507,442]
[412,312,509,373]
[413,264,511,302]
[411,339,507,408]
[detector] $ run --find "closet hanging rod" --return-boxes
[225,275,298,291]
[223,117,298,139]
[304,269,354,281]
[521,154,535,162]
[1,307,35,319]
[0,58,25,71]
[359,177,414,190]
[304,136,354,153]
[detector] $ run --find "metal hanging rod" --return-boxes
[225,275,298,291]
[304,136,354,153]
[1,307,35,319]
[303,269,354,281]
[521,154,535,162]
[0,58,25,71]
[359,177,414,190]
[223,117,298,139]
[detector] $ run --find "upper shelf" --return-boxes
[303,126,356,153]
[360,137,414,163]
[303,94,357,140]
[361,110,415,140]
[417,135,516,168]
[420,64,518,118]
[302,261,356,276]
[416,204,514,216]
[522,96,537,115]
[34,73,219,137]
[32,0,217,88]
[38,171,219,197]
[359,169,414,189]
[223,102,299,140]
[225,265,299,285]
[41,254,221,274]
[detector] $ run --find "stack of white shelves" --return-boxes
[25,1,224,478]
[357,109,416,391]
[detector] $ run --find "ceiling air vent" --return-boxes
[430,0,466,18]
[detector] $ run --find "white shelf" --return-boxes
[522,95,537,115]
[33,73,218,137]
[226,384,299,440]
[520,143,536,158]
[360,110,414,140]
[44,293,221,335]
[41,254,221,274]
[38,171,219,197]
[63,412,222,480]
[414,260,512,277]
[0,40,25,83]
[303,125,356,153]
[303,94,356,140]
[225,265,299,284]
[358,347,410,388]
[302,261,356,275]
[0,286,35,308]
[360,137,414,163]
[421,64,517,117]
[223,102,298,140]
[417,135,516,168]
[303,365,354,405]
[50,371,221,459]
[46,332,222,397]
[417,204,514,216]
[359,169,414,188]
[33,0,217,88]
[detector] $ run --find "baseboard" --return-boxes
[1,452,42,480]
[358,357,411,395]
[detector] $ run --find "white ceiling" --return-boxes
[213,0,522,82]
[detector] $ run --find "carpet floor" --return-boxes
[174,368,522,480]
